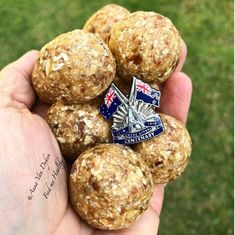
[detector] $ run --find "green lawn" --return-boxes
[0,0,233,234]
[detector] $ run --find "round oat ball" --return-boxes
[84,4,130,44]
[134,113,192,184]
[109,11,182,84]
[69,144,153,230]
[46,102,111,161]
[32,29,116,104]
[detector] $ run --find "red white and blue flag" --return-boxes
[136,79,152,96]
[100,87,122,120]
[104,88,116,107]
[135,78,161,107]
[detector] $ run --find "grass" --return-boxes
[0,0,233,234]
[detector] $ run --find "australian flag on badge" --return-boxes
[100,87,123,120]
[99,77,164,145]
[136,79,161,107]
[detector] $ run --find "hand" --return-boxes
[0,41,192,235]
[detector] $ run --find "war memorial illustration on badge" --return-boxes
[100,77,164,144]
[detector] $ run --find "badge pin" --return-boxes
[100,77,164,145]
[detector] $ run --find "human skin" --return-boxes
[0,41,192,235]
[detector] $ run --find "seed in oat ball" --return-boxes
[109,11,182,84]
[134,113,192,184]
[84,4,130,44]
[32,29,116,104]
[46,102,111,161]
[69,143,153,230]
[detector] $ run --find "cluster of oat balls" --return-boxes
[32,4,192,231]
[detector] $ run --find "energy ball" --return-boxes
[32,29,116,104]
[69,144,153,230]
[134,113,192,184]
[46,102,111,161]
[84,4,130,44]
[109,11,182,84]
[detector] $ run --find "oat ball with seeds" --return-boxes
[109,11,182,84]
[134,113,192,184]
[84,4,130,44]
[32,29,116,104]
[69,143,153,230]
[46,102,111,161]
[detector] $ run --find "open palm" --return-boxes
[0,44,191,235]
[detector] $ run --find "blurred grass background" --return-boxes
[0,0,233,234]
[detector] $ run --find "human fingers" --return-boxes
[160,72,192,124]
[175,40,187,73]
[32,100,50,118]
[0,50,39,109]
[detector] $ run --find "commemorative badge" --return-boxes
[100,77,164,144]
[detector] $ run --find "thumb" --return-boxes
[0,50,39,110]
